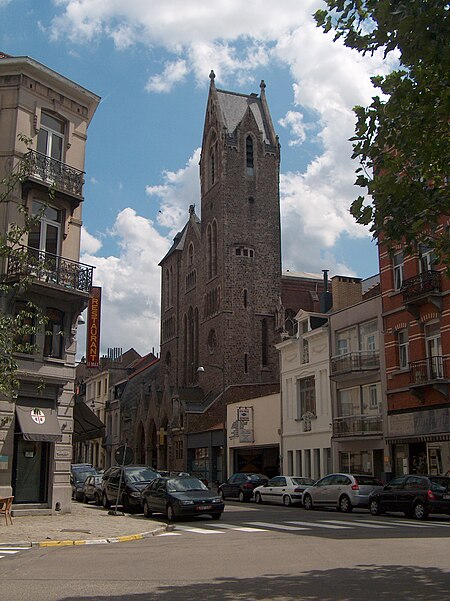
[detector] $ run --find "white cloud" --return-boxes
[278,111,307,146]
[80,226,102,254]
[145,59,188,93]
[78,208,170,357]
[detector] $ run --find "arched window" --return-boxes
[211,220,218,277]
[246,135,254,175]
[209,130,218,187]
[165,269,170,309]
[206,224,212,279]
[188,243,194,266]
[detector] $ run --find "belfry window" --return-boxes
[246,135,254,175]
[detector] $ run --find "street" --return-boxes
[1,501,449,600]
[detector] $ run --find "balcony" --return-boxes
[22,150,85,206]
[333,414,383,438]
[7,245,94,295]
[409,356,449,401]
[401,270,442,318]
[330,351,379,381]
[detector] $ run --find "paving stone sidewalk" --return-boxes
[0,501,169,547]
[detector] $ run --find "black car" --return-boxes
[71,466,98,501]
[218,473,269,502]
[368,474,450,520]
[101,465,159,512]
[141,476,224,521]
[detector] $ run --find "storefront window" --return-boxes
[339,451,372,475]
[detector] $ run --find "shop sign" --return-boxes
[86,286,102,368]
[31,408,45,424]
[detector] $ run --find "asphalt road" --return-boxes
[1,501,449,601]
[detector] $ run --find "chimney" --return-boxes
[331,275,363,311]
[320,270,333,313]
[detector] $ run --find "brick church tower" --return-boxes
[157,73,281,478]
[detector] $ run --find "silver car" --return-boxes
[302,473,383,513]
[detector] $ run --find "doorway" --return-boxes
[12,434,49,503]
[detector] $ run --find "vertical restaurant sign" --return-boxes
[86,286,101,368]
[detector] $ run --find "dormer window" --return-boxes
[246,135,254,176]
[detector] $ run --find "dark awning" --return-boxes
[15,402,62,442]
[73,401,105,443]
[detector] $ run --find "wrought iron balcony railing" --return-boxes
[333,414,383,438]
[401,270,441,302]
[409,356,448,384]
[24,150,85,198]
[331,351,379,376]
[7,245,94,293]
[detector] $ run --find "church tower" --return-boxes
[197,71,281,393]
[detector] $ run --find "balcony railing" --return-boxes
[24,150,85,198]
[401,270,441,302]
[409,356,448,385]
[333,414,383,438]
[331,351,379,376]
[7,245,94,293]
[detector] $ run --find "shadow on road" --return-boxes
[60,564,450,601]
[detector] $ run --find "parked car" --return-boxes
[101,465,160,512]
[71,466,98,501]
[218,473,269,502]
[368,475,450,520]
[141,475,224,521]
[302,473,383,512]
[253,476,316,506]
[81,473,104,505]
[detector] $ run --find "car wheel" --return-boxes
[102,493,111,509]
[339,495,353,513]
[413,501,428,521]
[283,495,292,507]
[211,513,222,520]
[143,500,153,518]
[238,491,246,503]
[369,499,382,516]
[94,493,101,506]
[303,494,313,510]
[166,504,176,522]
[255,492,263,504]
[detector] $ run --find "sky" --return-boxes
[1,0,392,360]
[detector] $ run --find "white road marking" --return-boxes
[158,532,181,536]
[0,550,20,554]
[245,521,309,531]
[322,519,391,529]
[286,520,349,530]
[207,523,267,532]
[174,526,225,535]
[0,547,29,551]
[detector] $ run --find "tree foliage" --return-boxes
[315,1,450,270]
[0,137,49,398]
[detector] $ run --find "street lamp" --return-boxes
[197,363,227,482]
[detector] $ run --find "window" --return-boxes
[207,329,217,354]
[397,330,409,370]
[419,244,436,273]
[246,135,254,175]
[425,322,443,378]
[297,376,316,417]
[336,327,357,355]
[28,201,62,263]
[243,289,248,308]
[188,243,194,266]
[359,320,378,352]
[393,251,404,290]
[44,307,64,358]
[287,451,293,475]
[261,319,268,366]
[37,112,64,161]
[362,383,381,412]
[339,451,372,475]
[14,300,36,352]
[337,387,360,417]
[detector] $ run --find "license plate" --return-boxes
[196,505,212,510]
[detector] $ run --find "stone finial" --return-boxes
[209,70,216,85]
[189,204,195,215]
[260,80,266,93]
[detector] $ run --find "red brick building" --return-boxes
[379,226,450,477]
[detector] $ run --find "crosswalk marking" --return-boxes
[286,520,349,530]
[159,532,182,536]
[355,518,429,528]
[245,521,309,531]
[0,550,21,554]
[0,547,29,560]
[322,519,390,530]
[174,525,225,535]
[207,523,267,532]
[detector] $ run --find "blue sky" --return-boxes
[1,0,388,357]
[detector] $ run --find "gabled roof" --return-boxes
[159,206,201,265]
[216,89,271,143]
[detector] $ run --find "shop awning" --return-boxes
[15,403,62,442]
[73,401,105,443]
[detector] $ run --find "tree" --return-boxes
[0,137,50,398]
[315,1,450,271]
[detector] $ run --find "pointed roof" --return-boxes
[159,205,201,265]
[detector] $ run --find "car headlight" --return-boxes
[212,497,222,503]
[130,491,141,498]
[180,500,194,505]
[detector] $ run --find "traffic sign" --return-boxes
[115,445,133,466]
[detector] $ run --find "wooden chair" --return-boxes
[0,496,13,525]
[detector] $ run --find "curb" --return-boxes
[1,524,172,548]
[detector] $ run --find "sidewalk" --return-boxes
[0,501,170,547]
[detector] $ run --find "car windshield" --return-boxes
[292,478,315,486]
[355,476,382,486]
[74,469,96,483]
[125,467,159,483]
[430,477,450,492]
[167,478,208,492]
